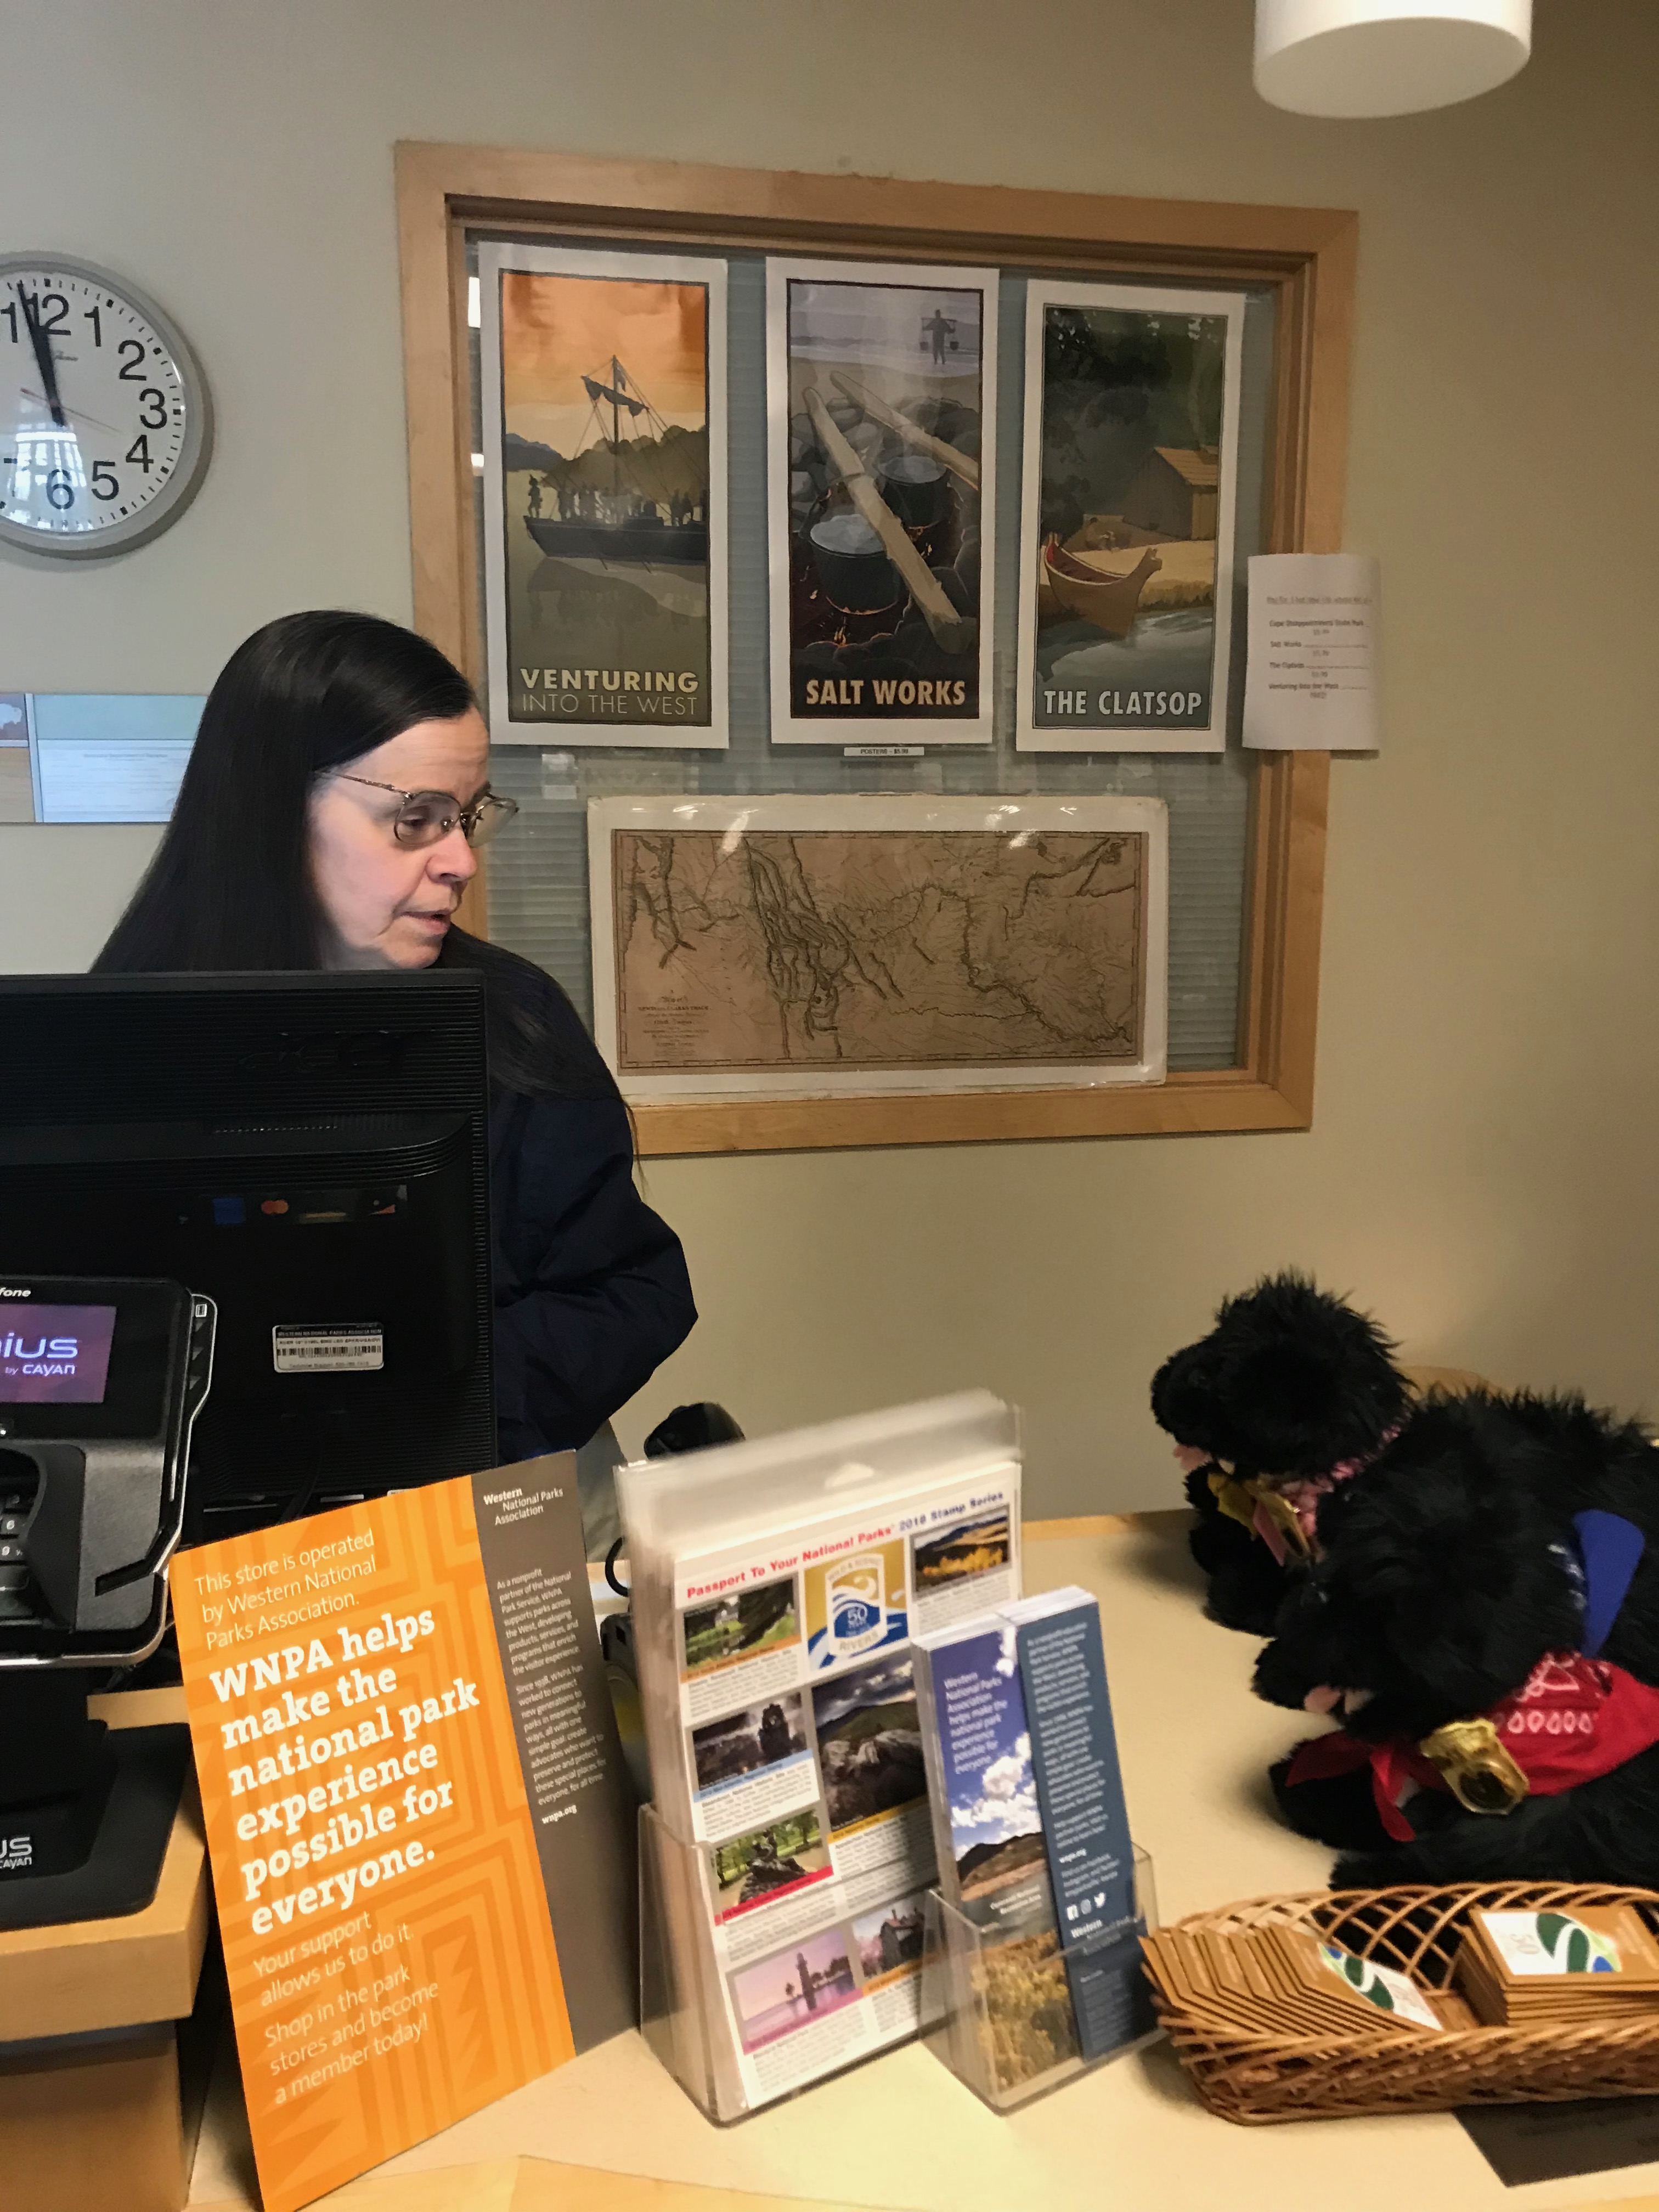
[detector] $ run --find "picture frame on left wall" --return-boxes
[478,241,729,748]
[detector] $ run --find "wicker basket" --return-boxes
[1151,1882,1659,2124]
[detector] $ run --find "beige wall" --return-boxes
[2,0,1654,1510]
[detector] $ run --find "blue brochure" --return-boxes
[911,1621,1051,1934]
[1004,1589,1149,2058]
[916,1588,1150,2066]
[1006,1590,1136,1947]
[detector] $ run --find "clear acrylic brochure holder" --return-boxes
[918,1844,1160,2112]
[640,1798,908,2124]
[641,1806,1159,2123]
[625,1393,1032,2121]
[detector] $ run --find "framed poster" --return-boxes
[1015,282,1244,754]
[588,794,1167,1102]
[479,242,727,748]
[766,258,997,746]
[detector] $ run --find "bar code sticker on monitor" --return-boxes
[273,1324,384,1374]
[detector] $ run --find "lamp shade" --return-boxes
[1255,0,1532,117]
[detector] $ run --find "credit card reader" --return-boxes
[0,1275,214,1926]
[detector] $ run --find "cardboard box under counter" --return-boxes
[0,1686,215,2212]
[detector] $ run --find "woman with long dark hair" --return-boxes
[97,610,696,1537]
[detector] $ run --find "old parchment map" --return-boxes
[610,829,1147,1073]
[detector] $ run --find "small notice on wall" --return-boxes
[1243,553,1380,752]
[171,1456,635,2212]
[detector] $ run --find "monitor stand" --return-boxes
[0,1670,190,1931]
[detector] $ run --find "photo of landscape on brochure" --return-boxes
[854,1892,927,1990]
[710,1811,834,1923]
[812,1656,928,1835]
[905,1499,1020,1632]
[979,1925,1081,2093]
[681,1571,800,1680]
[913,1505,1012,1592]
[945,1633,1047,1913]
[730,1927,861,2052]
[688,1691,817,1842]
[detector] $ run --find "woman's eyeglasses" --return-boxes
[331,774,520,849]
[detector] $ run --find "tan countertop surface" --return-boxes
[188,1516,1659,2212]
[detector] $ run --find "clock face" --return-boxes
[0,255,212,559]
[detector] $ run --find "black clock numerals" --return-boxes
[0,259,204,545]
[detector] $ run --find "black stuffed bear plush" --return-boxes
[1254,1387,1659,1890]
[1151,1273,1411,1634]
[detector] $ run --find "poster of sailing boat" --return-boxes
[479,242,728,749]
[765,256,997,746]
[1015,280,1244,754]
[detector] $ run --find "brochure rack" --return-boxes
[919,1844,1160,2112]
[639,1801,725,2119]
[640,1796,945,2122]
[624,1393,1024,2122]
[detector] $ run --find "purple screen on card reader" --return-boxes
[0,1303,119,1403]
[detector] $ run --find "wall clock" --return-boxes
[0,254,213,559]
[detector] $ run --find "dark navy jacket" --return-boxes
[490,1087,695,1459]
[468,944,695,1461]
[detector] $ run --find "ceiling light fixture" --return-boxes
[1255,0,1532,118]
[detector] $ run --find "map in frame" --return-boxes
[587,797,1168,1102]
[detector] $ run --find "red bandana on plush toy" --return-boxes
[1288,1652,1659,1839]
[1286,1511,1659,1839]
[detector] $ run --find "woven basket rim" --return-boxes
[1153,1996,1659,2061]
[1173,1878,1659,1917]
[1148,1881,1659,2111]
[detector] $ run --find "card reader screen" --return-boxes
[0,1302,119,1402]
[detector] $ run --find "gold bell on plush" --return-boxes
[1418,1718,1530,1815]
[1207,1465,1312,1561]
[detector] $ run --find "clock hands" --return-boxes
[16,290,66,430]
[20,386,120,436]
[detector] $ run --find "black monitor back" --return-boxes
[0,972,495,1528]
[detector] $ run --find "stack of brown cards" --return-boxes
[1454,1908,1659,2027]
[1143,1923,1473,2041]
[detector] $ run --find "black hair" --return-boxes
[94,609,616,1102]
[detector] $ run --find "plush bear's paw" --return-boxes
[1330,1848,1408,1891]
[1271,1757,1395,1850]
[1203,1561,1288,1637]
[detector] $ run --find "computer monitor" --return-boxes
[0,972,495,1536]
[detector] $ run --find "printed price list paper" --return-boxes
[1243,552,1381,752]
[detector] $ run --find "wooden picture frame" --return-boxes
[587,793,1170,1104]
[394,142,1356,1160]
